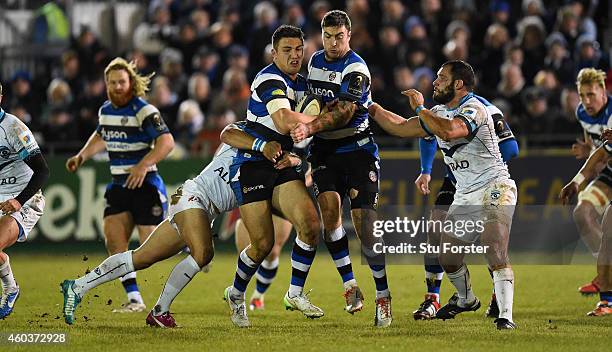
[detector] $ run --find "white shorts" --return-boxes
[2,191,45,242]
[446,178,517,243]
[167,179,219,227]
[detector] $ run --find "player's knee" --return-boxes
[252,237,275,259]
[191,248,214,268]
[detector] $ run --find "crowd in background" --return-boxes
[0,0,610,156]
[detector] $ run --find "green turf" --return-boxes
[0,251,609,351]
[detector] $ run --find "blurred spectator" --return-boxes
[516,16,547,83]
[249,2,279,72]
[282,1,306,29]
[149,76,179,130]
[209,67,250,122]
[381,0,408,29]
[533,69,561,108]
[7,71,42,128]
[385,66,415,118]
[413,67,435,106]
[159,48,188,97]
[170,20,205,75]
[497,62,525,116]
[176,99,205,147]
[553,87,581,135]
[73,76,106,142]
[41,107,79,147]
[307,1,332,36]
[376,25,404,83]
[61,50,84,98]
[71,25,109,77]
[518,86,557,140]
[479,23,510,93]
[127,49,156,76]
[209,21,235,86]
[574,34,609,73]
[31,2,70,44]
[543,32,574,85]
[554,6,580,52]
[132,4,176,56]
[192,47,221,87]
[190,9,211,39]
[187,73,211,115]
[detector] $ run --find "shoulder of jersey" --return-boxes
[344,50,366,65]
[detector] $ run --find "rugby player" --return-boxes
[568,68,611,295]
[368,60,518,329]
[290,10,389,326]
[223,25,324,328]
[61,121,299,326]
[561,132,612,316]
[0,82,49,319]
[66,58,175,313]
[412,97,519,320]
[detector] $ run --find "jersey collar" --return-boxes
[445,92,474,111]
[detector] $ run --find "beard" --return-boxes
[108,89,133,107]
[433,86,455,104]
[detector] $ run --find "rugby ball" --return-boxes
[295,94,322,116]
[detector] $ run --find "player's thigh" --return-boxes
[272,179,320,236]
[0,216,19,251]
[235,218,250,253]
[103,212,135,254]
[240,200,275,256]
[173,208,214,265]
[132,220,185,270]
[311,159,344,230]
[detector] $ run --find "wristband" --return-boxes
[415,105,425,114]
[571,173,585,186]
[252,138,267,152]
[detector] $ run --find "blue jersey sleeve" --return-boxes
[419,137,437,174]
[142,111,170,139]
[498,138,519,162]
[255,79,288,105]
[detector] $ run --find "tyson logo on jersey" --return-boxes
[310,87,334,98]
[100,128,128,140]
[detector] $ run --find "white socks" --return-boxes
[154,255,201,315]
[447,265,476,306]
[0,256,18,292]
[493,268,514,322]
[73,251,135,297]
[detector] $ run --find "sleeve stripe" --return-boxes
[251,73,286,90]
[341,62,371,80]
[456,115,477,136]
[136,104,160,125]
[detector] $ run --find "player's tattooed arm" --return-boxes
[308,100,356,133]
[367,102,428,138]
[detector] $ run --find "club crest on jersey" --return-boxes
[369,170,378,182]
[490,190,500,200]
[460,107,477,119]
[121,116,129,126]
[0,146,10,159]
[94,267,102,275]
[329,72,336,81]
[152,205,163,217]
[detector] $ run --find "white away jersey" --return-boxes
[430,93,510,194]
[0,109,40,201]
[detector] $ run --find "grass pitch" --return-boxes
[1,250,609,352]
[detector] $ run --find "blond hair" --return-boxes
[576,68,606,90]
[104,57,154,97]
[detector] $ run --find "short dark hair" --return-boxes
[442,60,475,91]
[321,10,351,31]
[271,25,304,50]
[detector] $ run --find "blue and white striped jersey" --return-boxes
[96,96,169,182]
[306,49,376,156]
[0,108,41,201]
[237,63,307,164]
[576,95,612,148]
